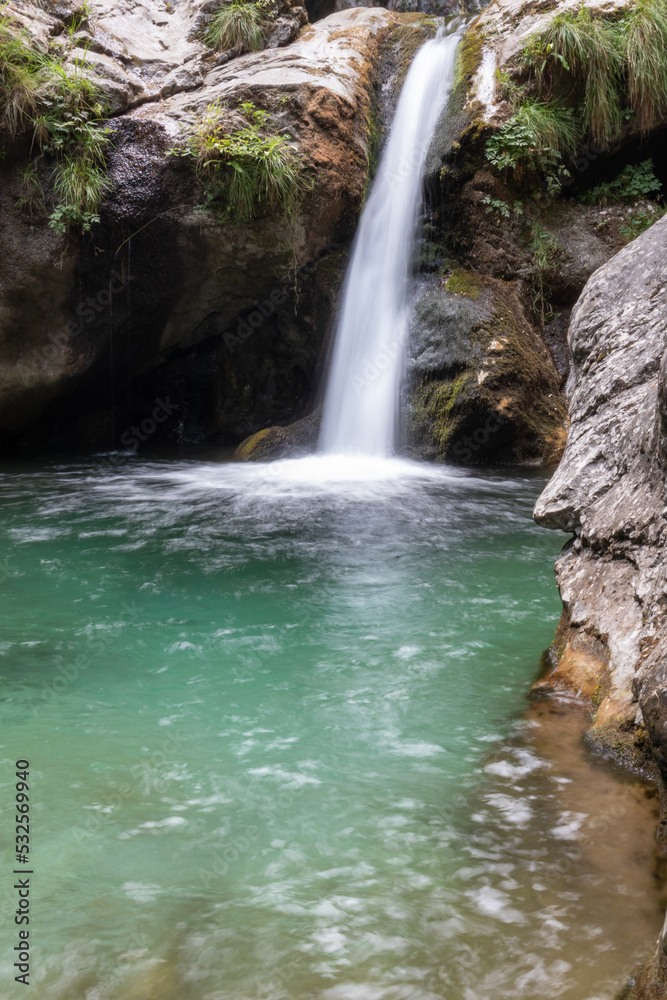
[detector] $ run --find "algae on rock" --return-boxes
[407,270,567,464]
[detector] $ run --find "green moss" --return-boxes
[409,271,566,465]
[587,720,656,773]
[315,245,348,283]
[455,22,484,91]
[234,426,280,461]
[445,268,484,299]
[417,371,474,452]
[362,86,381,202]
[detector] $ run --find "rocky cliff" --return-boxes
[0,0,422,450]
[240,0,667,464]
[405,0,667,466]
[533,214,667,997]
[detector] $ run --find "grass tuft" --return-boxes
[15,160,44,217]
[50,153,111,231]
[0,15,43,134]
[205,0,269,53]
[0,10,112,231]
[514,100,580,158]
[531,8,624,146]
[622,0,667,133]
[171,100,306,222]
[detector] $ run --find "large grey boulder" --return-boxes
[534,215,667,765]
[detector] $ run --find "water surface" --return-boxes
[0,455,660,999]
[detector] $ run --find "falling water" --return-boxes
[319,24,463,457]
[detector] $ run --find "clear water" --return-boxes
[318,27,463,456]
[0,456,660,999]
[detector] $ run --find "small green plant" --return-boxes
[527,222,562,326]
[239,99,270,126]
[494,67,525,109]
[171,100,305,222]
[485,101,577,190]
[480,194,523,219]
[580,159,662,204]
[68,1,93,38]
[15,160,44,217]
[0,14,43,134]
[205,0,270,53]
[620,204,666,240]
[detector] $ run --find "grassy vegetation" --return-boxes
[580,158,661,204]
[170,100,306,222]
[0,14,42,134]
[530,7,624,145]
[620,203,666,239]
[623,0,667,133]
[486,0,667,192]
[0,7,112,232]
[527,222,562,326]
[486,100,580,191]
[15,160,44,216]
[205,0,270,53]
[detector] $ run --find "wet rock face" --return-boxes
[406,271,566,464]
[456,171,642,311]
[0,6,398,449]
[534,215,667,769]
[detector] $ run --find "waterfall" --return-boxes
[318,24,463,457]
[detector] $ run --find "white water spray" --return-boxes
[318,24,463,457]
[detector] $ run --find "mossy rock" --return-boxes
[407,269,567,465]
[234,409,321,461]
[445,268,484,299]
